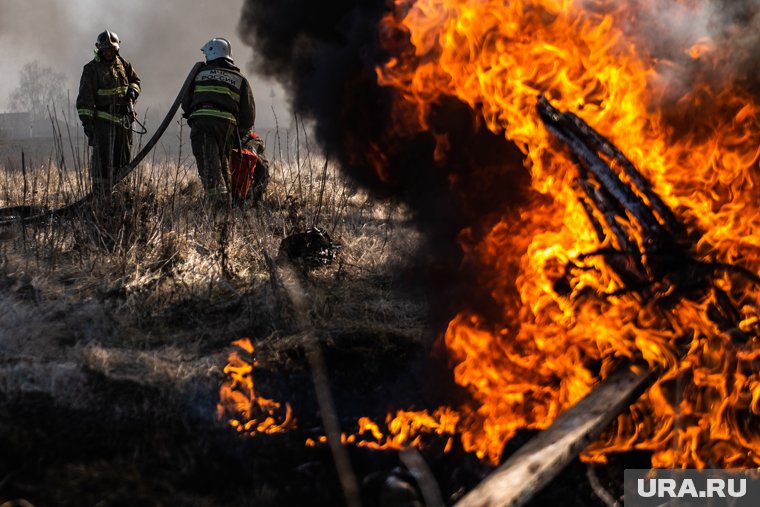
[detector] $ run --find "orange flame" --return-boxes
[219,1,759,469]
[369,0,760,467]
[306,409,459,454]
[687,39,713,60]
[352,408,460,452]
[217,338,296,435]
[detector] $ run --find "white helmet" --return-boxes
[201,38,232,61]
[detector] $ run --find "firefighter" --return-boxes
[182,38,255,206]
[76,30,141,195]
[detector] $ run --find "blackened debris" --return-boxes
[279,227,341,268]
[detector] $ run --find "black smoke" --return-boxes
[238,1,387,178]
[237,1,530,315]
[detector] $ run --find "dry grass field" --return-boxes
[0,130,626,507]
[0,129,446,506]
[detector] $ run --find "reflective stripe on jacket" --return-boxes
[189,108,238,124]
[181,59,255,130]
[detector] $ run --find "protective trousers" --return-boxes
[91,119,132,195]
[189,118,236,202]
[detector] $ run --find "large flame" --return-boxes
[369,0,759,467]
[220,0,759,470]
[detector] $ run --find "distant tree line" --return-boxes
[9,61,68,120]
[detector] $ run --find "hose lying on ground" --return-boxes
[0,61,204,228]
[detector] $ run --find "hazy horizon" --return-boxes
[0,0,291,131]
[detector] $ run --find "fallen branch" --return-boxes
[456,95,746,507]
[586,463,621,507]
[454,365,655,507]
[276,262,363,507]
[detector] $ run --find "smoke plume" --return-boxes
[235,0,759,319]
[612,0,760,102]
[236,0,760,218]
[237,0,529,242]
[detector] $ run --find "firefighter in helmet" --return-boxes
[76,30,141,195]
[182,38,255,206]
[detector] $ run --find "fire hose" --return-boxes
[125,99,148,135]
[0,61,204,227]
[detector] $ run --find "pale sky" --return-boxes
[0,0,291,130]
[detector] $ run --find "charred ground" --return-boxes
[0,133,640,506]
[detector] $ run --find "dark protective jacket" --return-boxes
[182,58,255,131]
[76,52,141,125]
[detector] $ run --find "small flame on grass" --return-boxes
[216,338,296,435]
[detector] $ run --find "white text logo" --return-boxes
[637,478,747,499]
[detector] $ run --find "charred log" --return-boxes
[574,163,641,257]
[458,97,759,507]
[547,98,682,237]
[454,365,655,507]
[573,182,606,243]
[537,96,669,253]
[538,96,758,310]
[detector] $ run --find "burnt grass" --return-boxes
[0,367,648,507]
[0,384,648,507]
[0,158,643,506]
[0,251,647,506]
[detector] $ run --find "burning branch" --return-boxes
[455,97,759,506]
[537,96,676,259]
[537,95,759,318]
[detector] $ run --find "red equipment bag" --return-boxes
[230,147,259,201]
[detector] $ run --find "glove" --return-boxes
[126,87,139,101]
[82,120,94,140]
